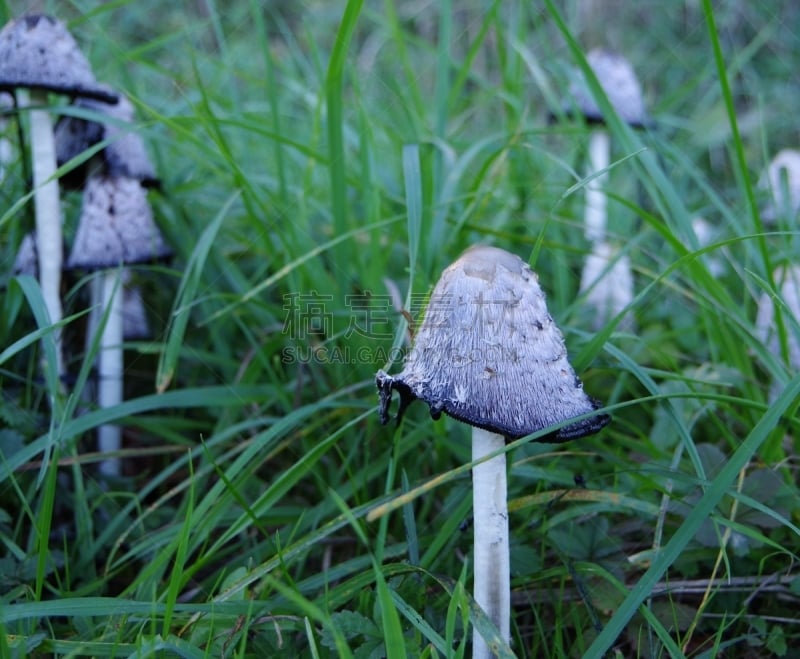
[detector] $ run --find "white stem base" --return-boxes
[97,270,124,478]
[472,427,510,658]
[28,90,65,381]
[584,130,610,243]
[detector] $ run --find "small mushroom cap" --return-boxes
[55,90,159,188]
[565,49,648,128]
[0,14,117,102]
[376,245,610,441]
[759,149,800,223]
[66,175,172,271]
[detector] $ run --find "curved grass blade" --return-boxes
[584,374,800,658]
[156,191,240,393]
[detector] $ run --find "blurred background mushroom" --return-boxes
[566,49,648,242]
[0,14,117,386]
[66,174,171,478]
[55,89,159,190]
[756,265,800,402]
[759,149,800,225]
[563,48,648,332]
[54,86,162,396]
[377,245,609,658]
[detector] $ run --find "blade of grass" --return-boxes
[426,0,451,272]
[329,488,406,659]
[0,384,276,484]
[390,589,449,655]
[202,215,402,325]
[262,574,355,658]
[156,190,239,392]
[403,143,423,299]
[162,456,195,636]
[326,0,364,291]
[701,0,770,272]
[250,0,287,205]
[33,444,59,601]
[401,470,420,566]
[584,374,800,658]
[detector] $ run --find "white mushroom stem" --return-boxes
[97,269,124,478]
[472,427,510,658]
[584,129,610,243]
[27,89,65,381]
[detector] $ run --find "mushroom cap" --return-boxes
[376,245,610,441]
[56,90,159,188]
[66,175,172,270]
[759,149,800,223]
[0,14,117,102]
[565,49,648,128]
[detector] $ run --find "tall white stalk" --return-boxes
[97,269,123,478]
[472,427,510,658]
[27,89,65,381]
[584,130,610,242]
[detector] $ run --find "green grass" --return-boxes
[1,0,800,657]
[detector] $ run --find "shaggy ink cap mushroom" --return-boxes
[0,15,117,103]
[67,175,172,271]
[56,89,159,188]
[376,245,610,441]
[565,48,648,128]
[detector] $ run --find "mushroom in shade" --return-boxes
[54,86,162,411]
[759,149,800,224]
[12,230,153,341]
[0,14,117,384]
[377,246,609,657]
[55,89,159,189]
[564,49,647,330]
[67,174,171,478]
